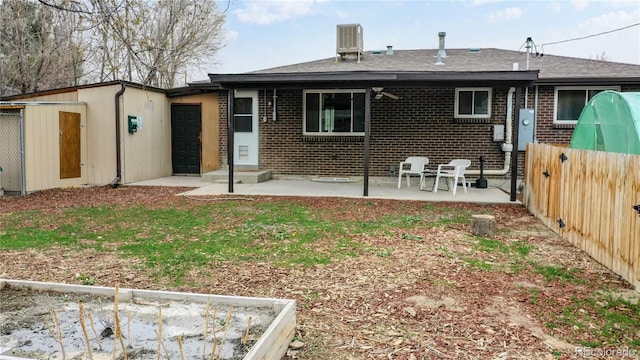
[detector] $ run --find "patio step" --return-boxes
[202,169,272,184]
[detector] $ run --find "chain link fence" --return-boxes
[0,109,25,195]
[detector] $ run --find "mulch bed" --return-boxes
[0,186,635,360]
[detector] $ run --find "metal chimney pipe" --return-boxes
[386,45,393,55]
[437,32,447,59]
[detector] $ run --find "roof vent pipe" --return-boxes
[437,32,447,59]
[386,45,393,55]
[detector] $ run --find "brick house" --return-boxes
[7,30,635,196]
[203,30,640,191]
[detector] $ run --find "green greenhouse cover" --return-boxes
[570,90,640,154]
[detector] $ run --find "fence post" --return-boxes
[0,109,26,195]
[19,108,26,195]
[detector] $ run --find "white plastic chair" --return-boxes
[433,159,471,195]
[397,156,429,189]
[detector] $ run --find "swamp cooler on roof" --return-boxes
[570,90,640,155]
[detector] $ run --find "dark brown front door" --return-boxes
[171,104,201,174]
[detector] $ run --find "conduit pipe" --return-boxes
[111,82,126,187]
[272,89,277,121]
[465,87,515,176]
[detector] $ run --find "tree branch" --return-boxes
[37,0,94,14]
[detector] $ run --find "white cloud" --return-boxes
[234,0,319,25]
[486,7,523,23]
[335,9,347,20]
[571,0,590,11]
[460,0,503,8]
[226,30,240,43]
[607,0,639,9]
[470,0,503,5]
[547,2,562,12]
[545,9,640,65]
[578,10,638,30]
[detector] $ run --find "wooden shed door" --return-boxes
[59,111,81,179]
[171,104,202,174]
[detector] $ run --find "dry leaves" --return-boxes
[0,186,635,360]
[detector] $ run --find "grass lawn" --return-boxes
[1,186,638,359]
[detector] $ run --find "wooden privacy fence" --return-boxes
[524,143,640,290]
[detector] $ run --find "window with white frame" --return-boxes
[554,86,619,124]
[455,88,492,118]
[304,90,365,135]
[234,97,253,132]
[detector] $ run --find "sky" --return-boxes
[201,0,640,78]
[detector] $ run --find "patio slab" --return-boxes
[130,176,519,204]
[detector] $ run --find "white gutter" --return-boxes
[466,87,515,176]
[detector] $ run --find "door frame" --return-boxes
[233,90,259,167]
[170,103,202,175]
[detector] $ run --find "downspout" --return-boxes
[111,82,126,187]
[466,87,515,175]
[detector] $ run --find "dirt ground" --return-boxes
[0,186,637,360]
[0,285,273,360]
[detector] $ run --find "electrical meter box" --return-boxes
[518,109,535,151]
[128,115,140,133]
[493,125,505,142]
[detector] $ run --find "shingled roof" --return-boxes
[250,48,640,82]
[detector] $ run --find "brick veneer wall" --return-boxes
[534,84,640,145]
[219,84,639,177]
[532,85,571,145]
[219,87,522,177]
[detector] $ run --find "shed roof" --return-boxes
[0,80,166,101]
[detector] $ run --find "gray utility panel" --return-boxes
[518,109,535,151]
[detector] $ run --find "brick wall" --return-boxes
[532,85,571,145]
[218,84,639,177]
[219,87,523,177]
[534,84,640,146]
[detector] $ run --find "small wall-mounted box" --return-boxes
[493,125,505,142]
[128,115,140,133]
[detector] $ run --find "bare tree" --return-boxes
[135,0,226,88]
[0,0,85,96]
[37,0,226,87]
[591,51,608,62]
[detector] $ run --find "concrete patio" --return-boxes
[129,175,520,204]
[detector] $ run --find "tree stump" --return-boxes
[472,214,496,237]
